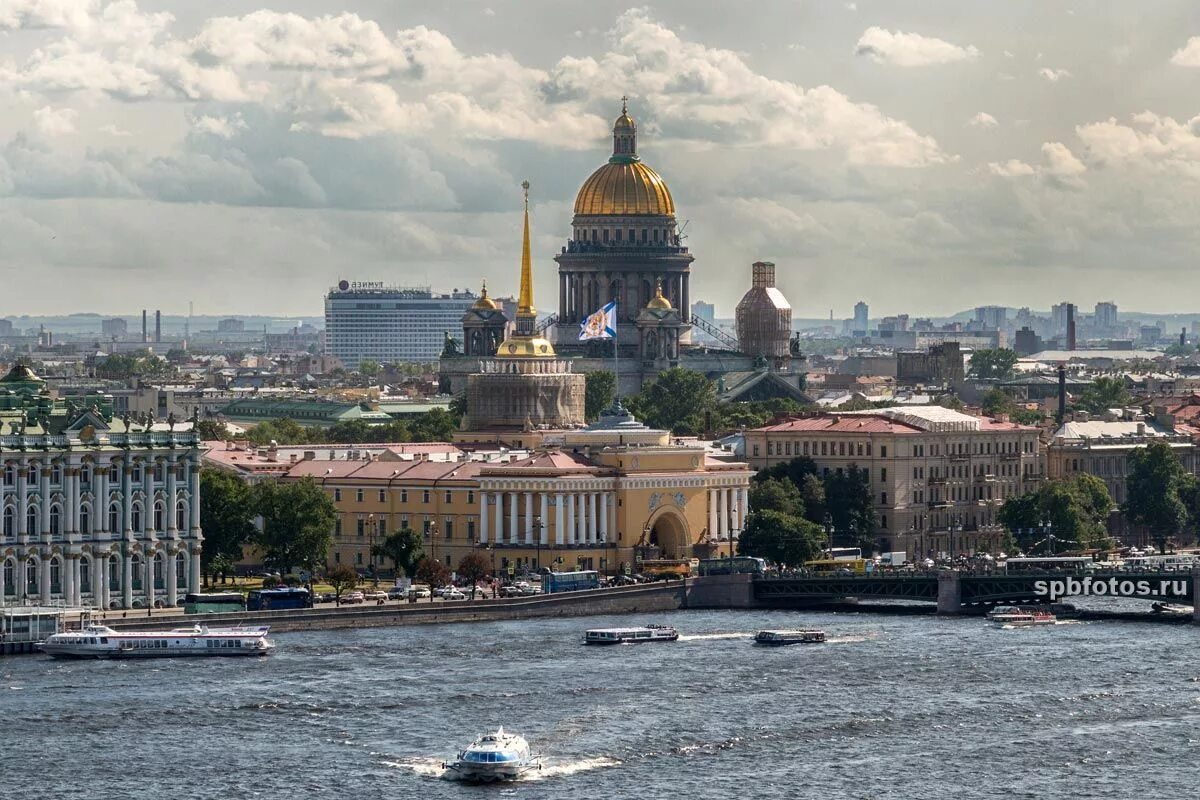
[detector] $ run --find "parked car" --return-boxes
[315,592,336,603]
[499,584,523,598]
[363,590,388,602]
[441,588,467,601]
[386,587,408,600]
[611,574,639,586]
[408,586,431,600]
[341,591,365,604]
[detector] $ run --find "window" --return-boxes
[27,506,38,537]
[131,504,142,533]
[378,489,386,503]
[445,490,453,504]
[26,559,37,592]
[132,464,142,483]
[49,505,61,537]
[767,442,774,456]
[51,464,62,484]
[176,501,186,531]
[2,507,13,538]
[356,552,363,566]
[785,442,792,456]
[445,519,454,539]
[422,490,430,504]
[28,465,37,483]
[80,465,91,485]
[400,489,408,503]
[467,520,476,540]
[467,491,475,504]
[110,463,120,482]
[109,504,120,533]
[334,489,341,502]
[752,445,760,457]
[881,515,888,529]
[881,446,888,458]
[356,489,364,502]
[839,442,846,456]
[334,518,342,537]
[357,518,365,537]
[153,502,164,532]
[881,468,887,481]
[2,465,12,486]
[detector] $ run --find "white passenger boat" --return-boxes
[986,606,1056,627]
[442,727,540,782]
[583,624,679,645]
[39,623,274,659]
[754,629,826,646]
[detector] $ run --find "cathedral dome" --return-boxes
[471,281,498,310]
[572,100,676,217]
[646,279,673,310]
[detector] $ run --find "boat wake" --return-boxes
[826,634,874,644]
[677,632,753,641]
[381,757,446,778]
[381,755,620,781]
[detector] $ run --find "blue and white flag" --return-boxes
[579,300,617,341]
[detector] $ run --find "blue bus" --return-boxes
[541,570,600,594]
[184,592,246,614]
[698,557,766,576]
[247,587,313,611]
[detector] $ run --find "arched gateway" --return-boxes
[647,509,692,560]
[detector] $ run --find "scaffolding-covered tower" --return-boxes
[735,261,792,361]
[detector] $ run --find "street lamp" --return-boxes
[427,520,439,565]
[532,515,543,573]
[823,515,834,559]
[367,513,378,587]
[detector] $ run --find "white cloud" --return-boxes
[1038,67,1071,82]
[1041,141,1086,177]
[189,113,247,139]
[1075,111,1200,176]
[987,159,1035,177]
[967,112,998,128]
[1170,36,1200,66]
[31,105,77,136]
[98,123,131,136]
[987,141,1086,186]
[854,27,979,66]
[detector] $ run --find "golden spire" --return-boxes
[518,180,534,317]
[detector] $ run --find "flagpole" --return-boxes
[611,306,620,405]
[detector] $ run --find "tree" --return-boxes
[252,477,337,573]
[325,564,359,604]
[968,349,1019,380]
[981,388,1016,418]
[584,370,616,421]
[936,394,965,411]
[628,367,716,434]
[199,468,257,579]
[195,419,232,441]
[748,477,805,518]
[457,553,490,598]
[359,359,381,377]
[739,510,822,567]
[409,408,458,442]
[1124,440,1190,551]
[998,476,1113,552]
[414,557,451,598]
[372,527,423,578]
[246,417,316,445]
[798,474,826,524]
[1077,377,1131,415]
[823,466,877,552]
[755,455,819,488]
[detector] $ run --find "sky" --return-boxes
[4,1,1200,319]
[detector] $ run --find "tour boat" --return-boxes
[754,629,827,646]
[583,624,679,645]
[1151,602,1194,617]
[442,727,540,782]
[39,623,274,659]
[986,606,1056,627]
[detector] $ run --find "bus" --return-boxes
[246,587,313,611]
[541,570,601,594]
[1122,554,1200,571]
[184,592,245,614]
[639,559,697,579]
[697,557,767,576]
[827,548,863,561]
[804,558,870,575]
[1002,556,1094,574]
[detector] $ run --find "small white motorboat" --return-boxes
[443,727,540,782]
[583,624,679,645]
[986,606,1056,627]
[1151,602,1194,617]
[754,629,826,646]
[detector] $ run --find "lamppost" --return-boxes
[532,515,543,573]
[427,520,439,565]
[823,515,834,559]
[952,516,963,561]
[367,513,378,587]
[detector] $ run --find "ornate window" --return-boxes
[131,503,143,533]
[153,554,164,589]
[109,555,120,590]
[109,503,120,533]
[176,553,187,588]
[49,504,61,537]
[80,504,90,535]
[26,558,37,592]
[131,555,142,590]
[2,465,13,486]
[176,501,186,531]
[2,506,13,538]
[26,505,38,537]
[80,558,91,593]
[49,558,61,593]
[2,559,14,595]
[153,501,165,532]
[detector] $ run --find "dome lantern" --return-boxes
[572,100,675,217]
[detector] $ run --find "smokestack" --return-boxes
[1181,328,1187,347]
[155,310,161,343]
[1057,363,1067,424]
[142,310,148,343]
[1066,305,1076,351]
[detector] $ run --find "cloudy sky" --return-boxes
[4,1,1200,318]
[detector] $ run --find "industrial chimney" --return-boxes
[1057,363,1067,424]
[155,310,162,343]
[141,309,148,343]
[1066,305,1076,352]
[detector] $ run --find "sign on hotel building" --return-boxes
[0,364,203,609]
[745,407,1043,558]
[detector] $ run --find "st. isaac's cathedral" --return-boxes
[439,101,808,429]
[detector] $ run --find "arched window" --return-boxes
[176,501,187,531]
[49,558,61,593]
[109,462,120,482]
[175,553,187,588]
[80,558,91,593]
[80,464,91,485]
[49,504,61,537]
[131,555,142,590]
[2,506,13,538]
[132,463,142,483]
[153,501,164,532]
[2,560,14,595]
[26,506,38,537]
[27,464,37,483]
[131,503,142,533]
[26,558,37,592]
[2,465,14,486]
[79,504,90,535]
[109,555,121,591]
[50,464,62,484]
[109,504,120,533]
[153,554,164,589]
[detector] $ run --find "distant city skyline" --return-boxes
[7,2,1200,315]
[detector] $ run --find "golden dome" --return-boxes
[646,279,672,310]
[614,111,635,130]
[495,336,555,359]
[472,280,498,310]
[573,160,675,216]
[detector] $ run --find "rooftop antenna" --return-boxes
[677,219,690,242]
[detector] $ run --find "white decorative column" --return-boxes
[38,552,51,603]
[555,492,565,545]
[166,457,178,537]
[589,493,598,545]
[480,491,489,544]
[577,493,587,544]
[566,494,576,545]
[708,489,718,541]
[508,491,518,545]
[61,555,73,605]
[493,493,503,542]
[524,492,533,544]
[540,494,549,545]
[728,489,739,537]
[39,468,50,539]
[122,553,133,609]
[72,556,82,606]
[123,465,133,537]
[94,468,107,535]
[0,558,5,607]
[718,489,729,540]
[96,555,108,609]
[166,549,178,607]
[600,494,609,543]
[188,547,201,595]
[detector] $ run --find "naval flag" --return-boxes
[579,300,617,341]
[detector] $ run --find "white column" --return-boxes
[62,554,74,605]
[577,494,587,545]
[600,494,609,543]
[708,489,718,541]
[123,465,133,537]
[73,556,82,606]
[718,489,729,540]
[188,548,201,595]
[96,555,108,609]
[166,457,178,536]
[17,466,27,537]
[540,494,549,545]
[567,494,576,544]
[555,493,565,546]
[166,549,178,607]
[728,488,739,537]
[739,487,749,536]
[493,492,504,542]
[480,491,489,544]
[122,553,133,608]
[589,493,598,544]
[524,492,533,544]
[188,462,201,533]
[95,468,107,535]
[508,491,518,545]
[40,468,50,539]
[0,556,5,607]
[39,552,51,603]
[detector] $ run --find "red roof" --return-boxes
[755,415,922,435]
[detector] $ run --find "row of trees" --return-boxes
[197,408,460,446]
[737,456,877,567]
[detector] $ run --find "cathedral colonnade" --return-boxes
[477,487,614,549]
[706,485,749,542]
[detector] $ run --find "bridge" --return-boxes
[751,570,1199,616]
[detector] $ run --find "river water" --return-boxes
[3,609,1199,799]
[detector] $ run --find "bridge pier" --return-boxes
[1193,567,1200,624]
[937,570,962,615]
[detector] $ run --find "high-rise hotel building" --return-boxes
[324,281,480,365]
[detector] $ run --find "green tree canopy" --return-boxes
[1077,377,1131,415]
[252,477,337,572]
[584,370,617,421]
[748,477,805,518]
[626,367,716,434]
[738,510,823,567]
[1123,440,1190,550]
[372,527,424,578]
[409,407,458,442]
[998,475,1114,552]
[457,553,490,597]
[198,468,257,573]
[325,564,359,602]
[981,388,1015,418]
[823,466,877,552]
[358,359,381,377]
[968,349,1019,380]
[195,419,232,441]
[246,417,319,446]
[415,557,451,593]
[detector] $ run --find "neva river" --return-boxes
[4,609,1199,799]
